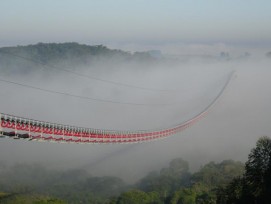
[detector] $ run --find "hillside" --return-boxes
[0,136,270,203]
[0,42,155,75]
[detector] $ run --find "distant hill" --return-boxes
[0,42,155,62]
[0,42,155,74]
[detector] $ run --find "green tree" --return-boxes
[245,136,271,202]
[0,194,66,204]
[217,136,271,204]
[220,177,247,204]
[138,158,191,200]
[116,190,151,204]
[160,158,189,178]
[193,160,244,188]
[170,188,196,204]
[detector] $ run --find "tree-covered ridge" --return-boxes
[0,136,270,203]
[130,159,244,204]
[0,192,66,204]
[0,42,155,75]
[0,43,133,62]
[0,42,154,63]
[113,137,271,204]
[0,163,127,204]
[0,159,244,204]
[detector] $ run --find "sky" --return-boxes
[1,0,271,49]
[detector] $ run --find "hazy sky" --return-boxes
[1,0,271,47]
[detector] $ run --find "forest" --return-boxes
[0,43,156,75]
[0,136,270,204]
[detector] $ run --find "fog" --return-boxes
[0,46,271,183]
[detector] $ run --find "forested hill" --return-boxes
[0,136,270,203]
[0,42,154,62]
[0,42,155,74]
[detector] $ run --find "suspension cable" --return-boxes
[0,50,176,92]
[0,77,170,106]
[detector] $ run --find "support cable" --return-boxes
[0,50,177,92]
[0,77,170,106]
